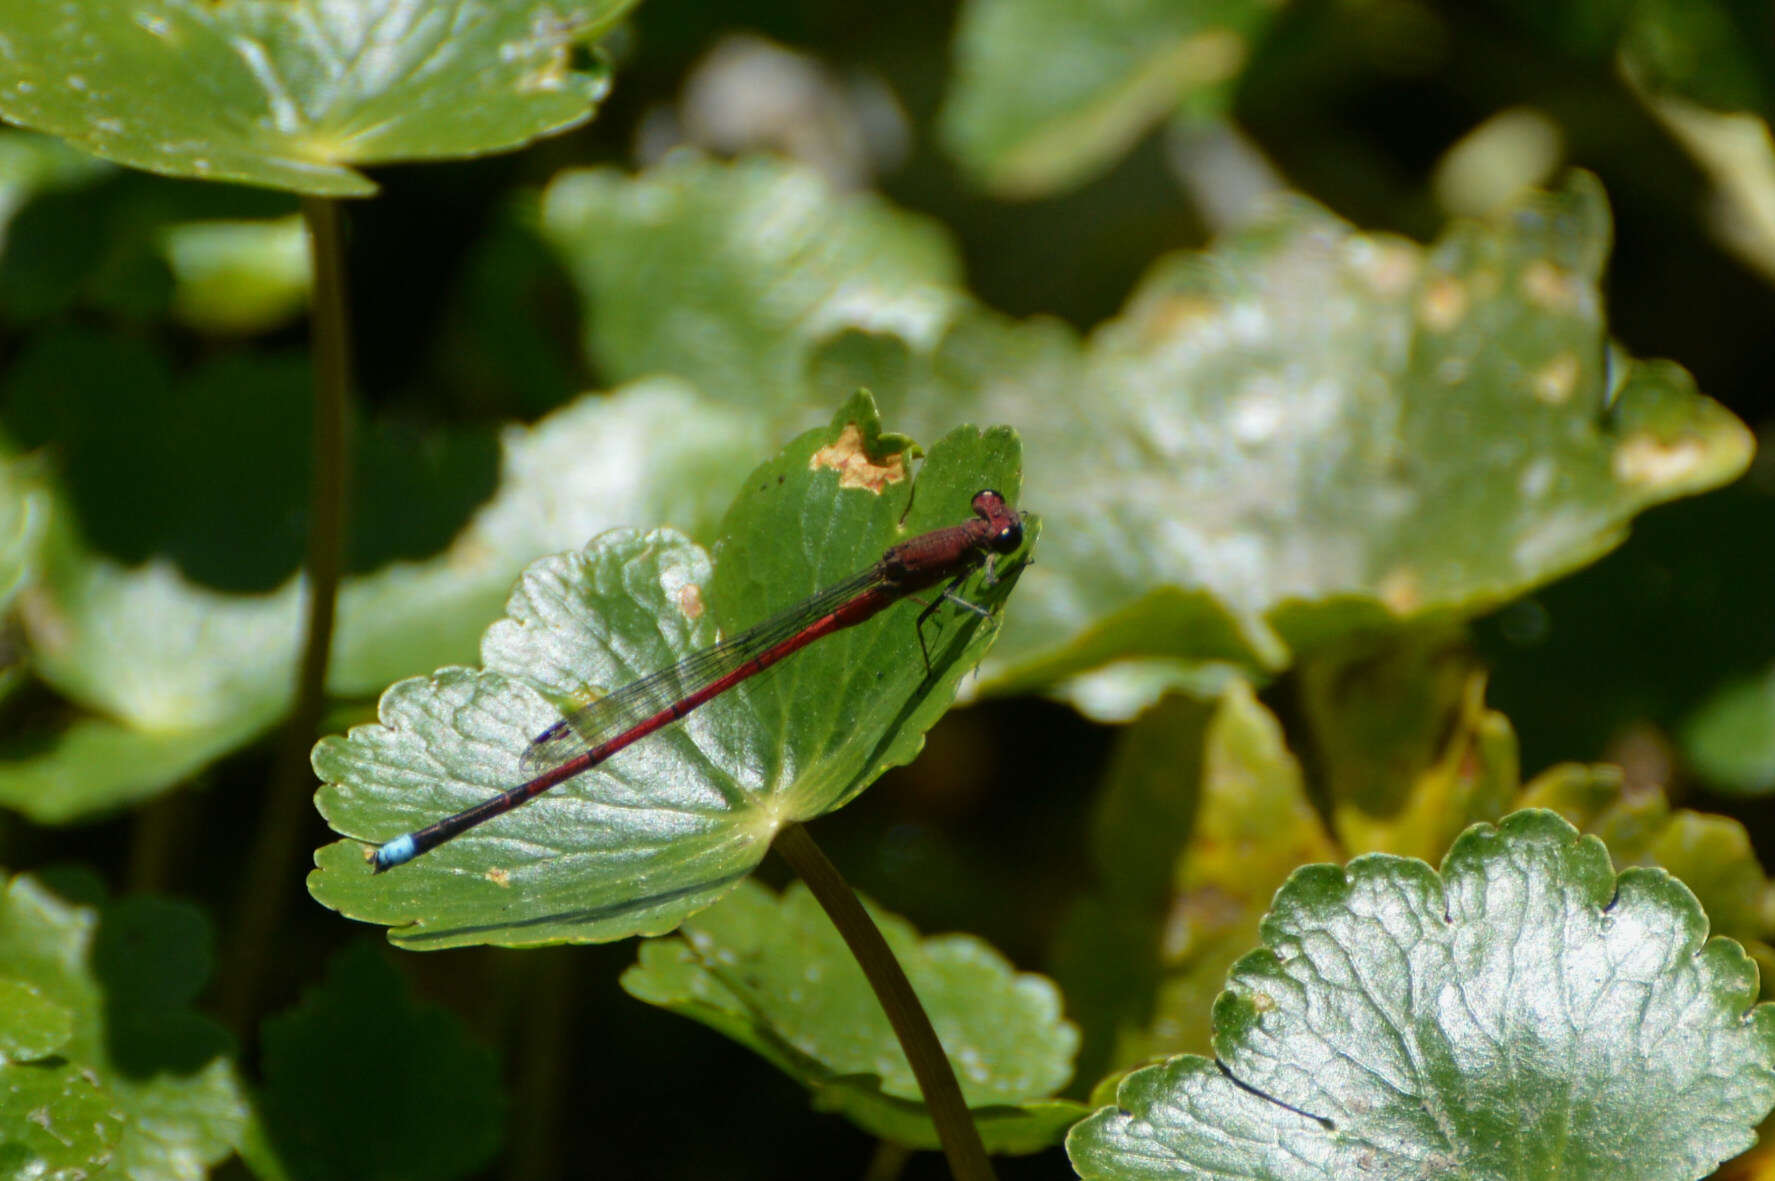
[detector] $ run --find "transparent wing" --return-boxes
[519,566,889,775]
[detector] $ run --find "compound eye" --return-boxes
[992,519,1023,553]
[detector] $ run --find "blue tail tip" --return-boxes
[372,834,417,873]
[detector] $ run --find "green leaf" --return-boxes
[0,453,46,617]
[0,874,248,1181]
[939,0,1277,196]
[541,154,963,413]
[0,1050,123,1179]
[547,158,1751,720]
[1297,634,1519,860]
[622,878,1085,1154]
[2,372,760,823]
[258,942,503,1181]
[159,214,310,333]
[1487,0,1774,118]
[309,397,1033,949]
[1053,683,1338,1083]
[1067,810,1775,1180]
[1036,175,1749,685]
[0,977,73,1061]
[1518,762,1775,976]
[0,0,631,195]
[0,714,278,824]
[1682,666,1775,795]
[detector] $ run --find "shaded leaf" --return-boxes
[622,878,1084,1153]
[2,376,759,823]
[1068,810,1775,1180]
[310,396,1033,949]
[0,0,631,194]
[1053,683,1337,1083]
[940,0,1276,196]
[0,874,247,1181]
[258,943,503,1181]
[1682,666,1775,796]
[1297,634,1519,859]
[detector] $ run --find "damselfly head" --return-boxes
[970,489,1024,553]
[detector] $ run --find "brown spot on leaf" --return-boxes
[809,423,907,492]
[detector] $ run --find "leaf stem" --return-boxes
[219,195,352,1035]
[772,821,996,1181]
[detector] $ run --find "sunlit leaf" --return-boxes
[0,0,632,194]
[1519,761,1775,980]
[1067,810,1775,1180]
[623,878,1084,1153]
[159,214,310,333]
[543,157,1751,720]
[310,396,1034,949]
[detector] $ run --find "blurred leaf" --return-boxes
[0,874,247,1181]
[4,332,313,588]
[1053,683,1337,1084]
[1621,0,1774,118]
[0,452,46,616]
[940,0,1276,197]
[1298,634,1519,859]
[434,212,582,417]
[1,377,759,823]
[623,878,1084,1153]
[0,976,73,1061]
[1001,174,1750,716]
[0,714,273,824]
[159,214,310,333]
[1067,811,1775,1180]
[0,157,292,322]
[310,398,1032,949]
[0,0,631,194]
[541,152,963,411]
[0,128,113,237]
[258,942,503,1181]
[544,158,1751,720]
[1488,0,1774,117]
[1478,464,1775,777]
[1683,666,1775,795]
[1625,65,1775,287]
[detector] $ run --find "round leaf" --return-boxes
[310,399,1032,949]
[1068,810,1775,1180]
